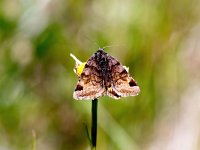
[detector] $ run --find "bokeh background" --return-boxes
[1,0,200,150]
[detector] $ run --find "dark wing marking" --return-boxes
[73,54,106,100]
[107,87,121,99]
[107,55,140,98]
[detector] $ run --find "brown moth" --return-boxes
[73,48,140,100]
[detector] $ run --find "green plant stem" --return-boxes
[32,130,36,150]
[91,98,98,149]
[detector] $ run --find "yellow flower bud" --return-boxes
[70,53,86,76]
[76,62,86,76]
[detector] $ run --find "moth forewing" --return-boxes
[72,49,140,100]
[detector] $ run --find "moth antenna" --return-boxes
[84,35,101,49]
[103,44,124,50]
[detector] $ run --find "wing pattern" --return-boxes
[73,49,140,100]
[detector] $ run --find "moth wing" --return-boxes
[73,55,106,100]
[107,55,140,98]
[107,87,121,99]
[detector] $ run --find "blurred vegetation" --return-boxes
[0,0,200,150]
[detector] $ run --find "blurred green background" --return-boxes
[1,0,200,150]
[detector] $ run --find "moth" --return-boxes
[73,48,140,100]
